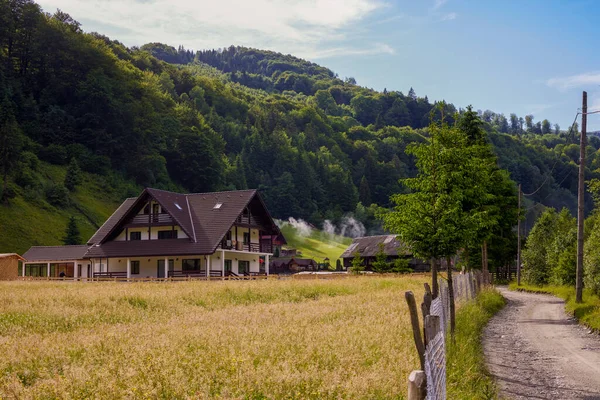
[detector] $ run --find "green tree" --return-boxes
[547,209,576,285]
[541,119,551,135]
[522,208,557,285]
[371,243,389,272]
[383,111,489,336]
[358,175,372,206]
[63,216,82,245]
[525,115,534,132]
[584,217,600,295]
[350,251,365,273]
[0,99,24,203]
[64,158,82,191]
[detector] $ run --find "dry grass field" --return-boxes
[0,276,425,399]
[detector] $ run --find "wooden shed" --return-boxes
[0,253,26,280]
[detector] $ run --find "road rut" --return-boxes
[483,287,600,399]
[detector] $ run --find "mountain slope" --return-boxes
[1,0,595,254]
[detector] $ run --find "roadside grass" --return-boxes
[508,282,600,332]
[0,276,424,399]
[447,288,506,400]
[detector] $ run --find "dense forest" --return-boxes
[1,0,599,253]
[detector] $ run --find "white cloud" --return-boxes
[37,0,391,59]
[433,0,447,10]
[311,43,395,59]
[440,12,457,21]
[546,71,600,91]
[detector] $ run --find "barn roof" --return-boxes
[340,235,410,258]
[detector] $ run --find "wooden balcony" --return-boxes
[218,241,273,253]
[125,213,174,227]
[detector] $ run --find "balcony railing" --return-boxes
[127,213,174,226]
[218,241,272,253]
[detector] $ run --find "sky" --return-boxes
[35,0,600,130]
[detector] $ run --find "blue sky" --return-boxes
[36,0,600,130]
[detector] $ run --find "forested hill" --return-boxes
[1,0,598,253]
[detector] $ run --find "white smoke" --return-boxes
[323,219,336,236]
[323,216,366,239]
[339,216,366,238]
[286,217,313,237]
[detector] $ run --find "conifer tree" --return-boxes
[64,158,82,191]
[63,216,82,245]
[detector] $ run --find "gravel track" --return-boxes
[483,287,600,400]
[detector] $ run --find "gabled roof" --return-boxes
[289,258,317,266]
[87,198,136,245]
[23,245,90,262]
[85,188,282,258]
[0,253,26,261]
[340,235,410,258]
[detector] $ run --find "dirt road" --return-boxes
[483,287,600,399]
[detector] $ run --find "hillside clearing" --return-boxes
[0,276,423,399]
[278,223,352,263]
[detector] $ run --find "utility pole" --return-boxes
[517,183,521,286]
[576,91,587,304]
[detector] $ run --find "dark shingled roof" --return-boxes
[340,235,410,258]
[289,258,317,266]
[85,188,281,258]
[87,198,136,245]
[23,245,90,262]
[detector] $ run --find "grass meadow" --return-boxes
[0,276,426,399]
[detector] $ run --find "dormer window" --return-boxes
[214,203,223,209]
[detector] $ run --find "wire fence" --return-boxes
[408,270,491,400]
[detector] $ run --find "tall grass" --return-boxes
[508,282,600,332]
[446,288,505,400]
[0,277,424,399]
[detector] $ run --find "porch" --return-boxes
[91,250,271,279]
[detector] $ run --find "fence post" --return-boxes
[408,370,426,400]
[405,291,425,370]
[424,314,440,345]
[421,283,432,320]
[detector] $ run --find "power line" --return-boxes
[522,111,580,197]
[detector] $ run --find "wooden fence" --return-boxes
[13,271,431,283]
[406,271,492,400]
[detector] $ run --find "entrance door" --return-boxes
[157,259,174,278]
[238,260,249,275]
[224,259,232,274]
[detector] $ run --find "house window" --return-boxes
[131,261,140,274]
[182,259,201,271]
[239,260,249,275]
[130,231,142,241]
[152,204,160,214]
[158,230,177,239]
[243,232,250,245]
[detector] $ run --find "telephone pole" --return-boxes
[517,183,522,286]
[576,91,587,304]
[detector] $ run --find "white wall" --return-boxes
[225,227,260,248]
[99,252,261,278]
[114,225,188,241]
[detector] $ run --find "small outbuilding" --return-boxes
[0,253,26,280]
[340,235,429,272]
[269,257,318,274]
